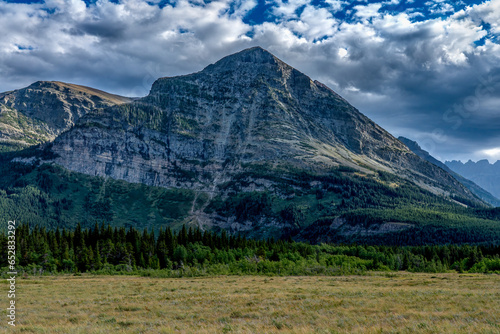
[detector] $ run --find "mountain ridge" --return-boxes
[399,136,500,207]
[0,81,131,152]
[446,159,500,200]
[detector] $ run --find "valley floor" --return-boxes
[1,273,499,333]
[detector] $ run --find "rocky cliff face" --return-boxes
[0,81,131,151]
[49,47,480,205]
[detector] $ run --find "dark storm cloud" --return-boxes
[0,0,499,161]
[75,22,128,40]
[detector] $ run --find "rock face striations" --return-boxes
[49,47,479,205]
[0,81,131,151]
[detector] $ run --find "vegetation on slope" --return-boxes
[0,105,52,151]
[0,148,499,245]
[206,163,500,244]
[0,156,198,233]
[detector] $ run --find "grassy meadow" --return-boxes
[1,273,499,333]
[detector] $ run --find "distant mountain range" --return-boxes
[446,159,500,200]
[0,47,498,245]
[398,137,500,207]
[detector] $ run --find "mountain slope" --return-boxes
[3,149,500,244]
[399,137,500,207]
[0,81,131,151]
[50,47,480,205]
[3,47,499,244]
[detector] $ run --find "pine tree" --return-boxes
[95,245,103,270]
[74,223,84,250]
[178,225,188,245]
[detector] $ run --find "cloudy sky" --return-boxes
[1,0,499,162]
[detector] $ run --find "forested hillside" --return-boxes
[1,146,499,245]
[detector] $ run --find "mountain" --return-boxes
[446,159,500,200]
[397,137,449,171]
[2,47,499,244]
[0,81,131,151]
[50,47,477,202]
[399,137,500,207]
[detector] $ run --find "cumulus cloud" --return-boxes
[287,6,338,40]
[354,3,382,20]
[0,0,499,161]
[0,0,255,96]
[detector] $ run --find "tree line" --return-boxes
[1,223,499,276]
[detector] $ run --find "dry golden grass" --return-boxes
[52,81,132,104]
[1,273,499,333]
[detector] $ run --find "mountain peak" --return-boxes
[217,46,276,64]
[150,46,313,102]
[398,137,422,150]
[22,81,131,105]
[477,159,491,165]
[238,46,268,54]
[234,46,275,58]
[0,80,131,150]
[29,80,57,88]
[201,46,286,74]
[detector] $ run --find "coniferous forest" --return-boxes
[2,223,499,277]
[1,150,500,277]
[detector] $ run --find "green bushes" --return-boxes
[469,258,500,273]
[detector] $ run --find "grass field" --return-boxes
[1,273,499,333]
